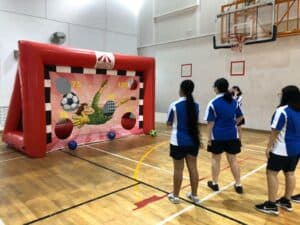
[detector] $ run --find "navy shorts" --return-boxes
[207,139,241,155]
[170,144,199,160]
[267,153,299,172]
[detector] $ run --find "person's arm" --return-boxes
[236,116,244,125]
[266,129,280,158]
[166,104,174,127]
[235,102,244,124]
[204,102,215,146]
[207,121,214,146]
[266,108,286,158]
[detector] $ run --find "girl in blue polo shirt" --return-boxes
[167,80,200,204]
[204,78,244,194]
[231,85,245,139]
[256,85,300,215]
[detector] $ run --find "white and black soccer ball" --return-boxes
[60,92,80,111]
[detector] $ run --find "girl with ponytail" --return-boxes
[204,78,244,194]
[166,80,201,204]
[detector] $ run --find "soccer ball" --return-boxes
[107,131,116,140]
[61,92,80,111]
[149,129,157,137]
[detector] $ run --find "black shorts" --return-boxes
[237,118,245,126]
[267,153,299,172]
[207,139,241,155]
[170,144,199,160]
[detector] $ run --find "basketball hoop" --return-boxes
[229,33,246,52]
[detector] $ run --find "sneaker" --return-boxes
[207,181,219,191]
[234,184,243,194]
[276,197,293,211]
[291,194,300,203]
[168,193,180,204]
[255,201,279,215]
[186,192,200,205]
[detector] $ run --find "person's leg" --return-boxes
[255,169,279,215]
[185,154,199,196]
[276,171,295,211]
[255,154,281,215]
[284,172,296,199]
[291,194,300,203]
[238,126,242,140]
[211,153,222,184]
[291,157,300,203]
[173,159,185,197]
[267,170,279,202]
[207,153,222,191]
[226,153,241,185]
[276,156,299,210]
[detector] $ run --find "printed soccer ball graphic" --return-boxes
[61,92,80,111]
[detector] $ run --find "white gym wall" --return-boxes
[138,0,300,130]
[0,0,142,130]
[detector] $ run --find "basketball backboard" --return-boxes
[213,0,277,49]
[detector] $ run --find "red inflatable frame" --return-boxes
[3,40,155,158]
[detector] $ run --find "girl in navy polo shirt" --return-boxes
[204,78,244,194]
[167,80,201,204]
[256,86,300,215]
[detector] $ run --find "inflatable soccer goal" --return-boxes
[3,41,155,157]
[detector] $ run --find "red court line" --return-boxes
[133,195,166,210]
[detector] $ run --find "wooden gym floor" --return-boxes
[0,124,299,225]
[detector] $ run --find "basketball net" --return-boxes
[233,0,253,5]
[230,34,245,53]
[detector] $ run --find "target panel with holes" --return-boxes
[3,40,155,157]
[213,0,277,51]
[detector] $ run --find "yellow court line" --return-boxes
[132,140,168,198]
[133,141,169,181]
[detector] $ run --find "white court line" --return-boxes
[85,145,190,180]
[245,144,265,149]
[0,151,13,155]
[242,147,264,154]
[0,218,5,225]
[156,163,267,225]
[0,156,24,163]
[156,205,194,225]
[158,133,171,137]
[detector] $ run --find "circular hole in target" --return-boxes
[121,112,136,130]
[128,78,138,90]
[54,118,74,139]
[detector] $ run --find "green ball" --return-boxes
[149,129,157,137]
